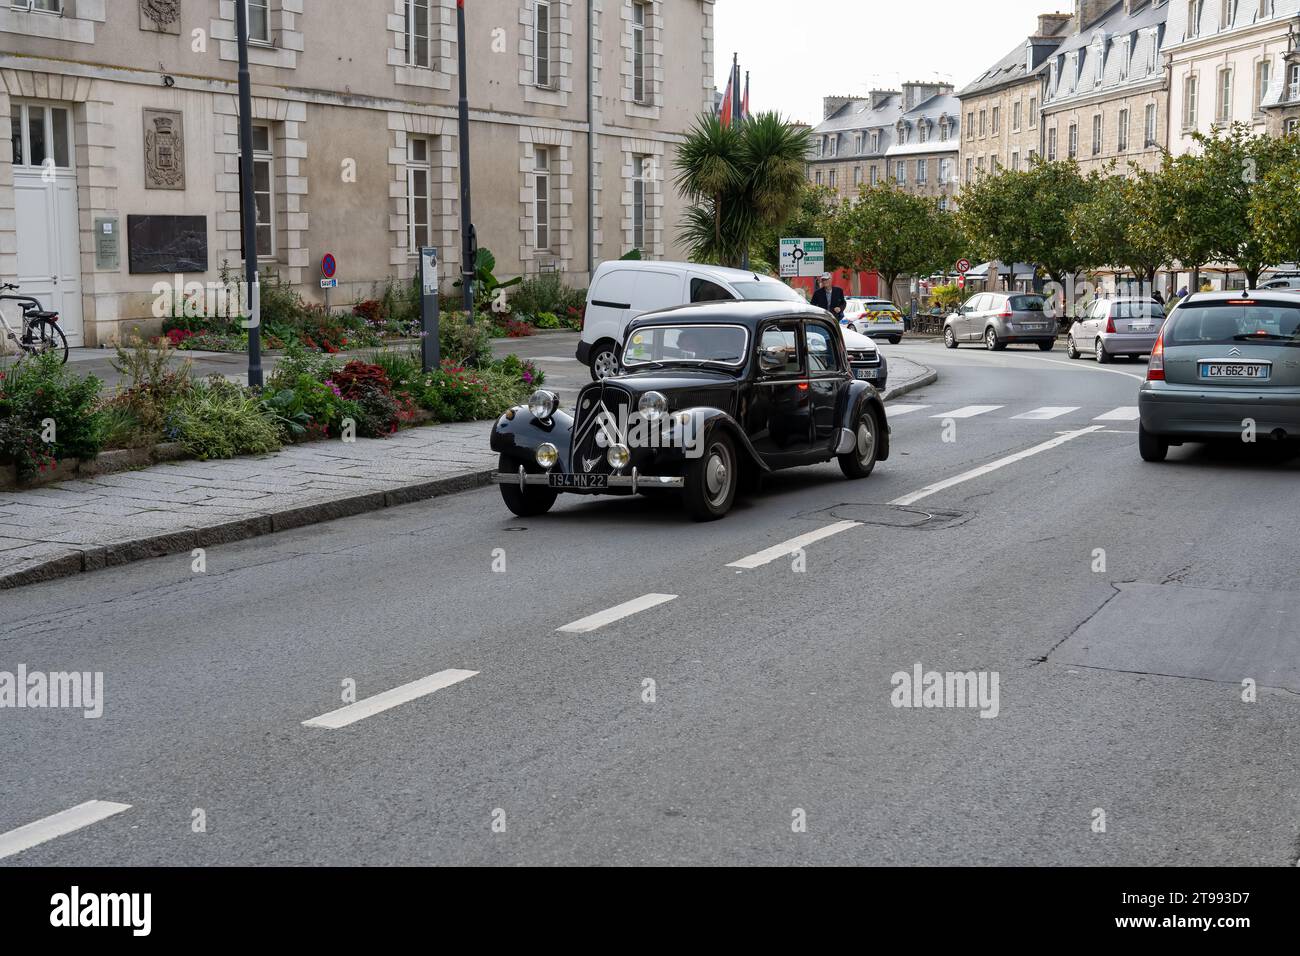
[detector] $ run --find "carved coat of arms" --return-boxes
[140,0,181,30]
[144,111,186,190]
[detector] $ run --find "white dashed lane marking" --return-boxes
[302,669,478,729]
[0,800,132,861]
[557,593,678,633]
[727,521,863,570]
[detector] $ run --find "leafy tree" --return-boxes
[1070,165,1168,287]
[825,183,962,306]
[674,113,811,268]
[958,160,1094,287]
[1251,152,1300,268]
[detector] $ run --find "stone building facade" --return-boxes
[1041,0,1171,176]
[958,13,1070,184]
[0,0,715,347]
[806,90,904,199]
[884,83,960,207]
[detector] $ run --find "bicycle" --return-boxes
[0,282,69,365]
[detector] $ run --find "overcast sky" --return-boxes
[713,0,1065,125]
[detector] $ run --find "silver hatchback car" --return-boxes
[1139,291,1300,461]
[1067,296,1165,363]
[943,292,1056,351]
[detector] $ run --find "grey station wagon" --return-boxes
[944,292,1056,351]
[1139,292,1300,462]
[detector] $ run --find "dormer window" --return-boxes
[919,120,929,143]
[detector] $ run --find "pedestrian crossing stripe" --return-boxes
[1093,407,1141,421]
[1011,406,1080,420]
[931,405,1005,419]
[887,404,1140,423]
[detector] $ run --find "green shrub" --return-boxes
[492,354,544,388]
[107,336,194,445]
[168,379,282,461]
[365,348,423,392]
[0,352,106,476]
[510,273,586,316]
[269,342,341,390]
[331,361,401,437]
[439,312,494,368]
[535,311,561,329]
[259,271,308,329]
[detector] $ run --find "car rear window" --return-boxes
[1009,295,1046,312]
[1166,301,1300,347]
[1113,302,1165,320]
[731,281,805,303]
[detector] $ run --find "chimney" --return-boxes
[1073,0,1112,30]
[901,81,954,111]
[870,89,899,111]
[823,95,853,120]
[1035,12,1073,37]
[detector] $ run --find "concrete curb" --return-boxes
[0,362,939,591]
[0,469,495,591]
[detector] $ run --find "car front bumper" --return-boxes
[1140,383,1300,438]
[493,465,685,494]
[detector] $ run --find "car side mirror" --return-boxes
[759,347,786,372]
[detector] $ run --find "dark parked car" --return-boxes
[491,302,891,521]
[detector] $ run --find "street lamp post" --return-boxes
[457,0,476,321]
[235,0,263,387]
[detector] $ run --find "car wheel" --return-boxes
[985,327,1004,351]
[1038,339,1054,352]
[589,342,620,381]
[683,432,738,521]
[838,407,879,480]
[889,336,901,345]
[1138,424,1168,463]
[943,326,958,349]
[497,454,559,516]
[1095,338,1111,364]
[1066,335,1080,360]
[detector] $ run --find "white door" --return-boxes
[11,102,84,346]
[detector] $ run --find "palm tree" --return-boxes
[674,112,811,268]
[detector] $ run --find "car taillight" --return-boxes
[1147,328,1165,381]
[1105,316,1116,334]
[999,307,1012,319]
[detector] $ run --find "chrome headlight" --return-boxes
[535,442,559,469]
[638,391,668,422]
[528,389,560,420]
[607,443,630,469]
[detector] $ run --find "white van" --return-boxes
[577,260,805,379]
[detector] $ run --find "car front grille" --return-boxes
[848,350,881,367]
[571,383,633,474]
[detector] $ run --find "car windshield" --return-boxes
[1009,295,1046,312]
[1114,302,1165,320]
[1165,302,1300,346]
[623,325,749,367]
[731,280,804,303]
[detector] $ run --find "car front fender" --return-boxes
[688,408,772,473]
[839,382,890,462]
[490,407,574,466]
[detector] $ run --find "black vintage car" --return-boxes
[490,302,891,521]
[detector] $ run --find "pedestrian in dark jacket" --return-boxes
[811,273,846,320]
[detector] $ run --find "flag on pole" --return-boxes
[742,72,750,120]
[719,68,734,127]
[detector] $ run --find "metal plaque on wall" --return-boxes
[94,217,121,271]
[143,109,186,190]
[127,215,208,274]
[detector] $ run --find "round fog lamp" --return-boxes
[535,442,559,469]
[638,390,668,422]
[528,389,559,419]
[607,443,631,469]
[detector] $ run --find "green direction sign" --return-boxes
[779,238,825,278]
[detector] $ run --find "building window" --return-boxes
[939,119,949,142]
[965,157,973,181]
[632,1,648,103]
[966,112,974,139]
[1027,147,1037,162]
[870,165,878,185]
[533,147,551,250]
[534,1,552,87]
[1068,123,1078,159]
[244,0,271,43]
[979,109,987,136]
[1183,74,1199,129]
[1220,0,1235,30]
[815,171,823,186]
[894,160,906,183]
[632,154,649,251]
[406,0,431,68]
[939,158,953,183]
[1259,0,1273,16]
[9,102,71,170]
[1217,68,1233,122]
[871,130,880,152]
[1286,118,1299,135]
[992,106,1000,133]
[938,196,948,212]
[1254,59,1271,113]
[829,136,837,157]
[1047,126,1057,161]
[1012,101,1022,132]
[1119,37,1131,80]
[916,159,927,183]
[1117,109,1129,152]
[853,166,861,186]
[977,156,985,173]
[1145,103,1158,146]
[919,122,928,144]
[1029,97,1038,128]
[250,124,275,260]
[10,0,64,12]
[829,169,837,189]
[1187,0,1202,39]
[1289,63,1300,100]
[1091,114,1102,156]
[1011,151,1020,172]
[407,136,432,254]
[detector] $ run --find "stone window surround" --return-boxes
[0,0,102,44]
[386,111,457,281]
[520,0,574,107]
[387,0,454,92]
[622,0,663,122]
[212,0,304,70]
[620,136,664,258]
[0,67,115,343]
[518,126,574,271]
[213,95,308,285]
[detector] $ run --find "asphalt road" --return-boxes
[2,339,1297,866]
